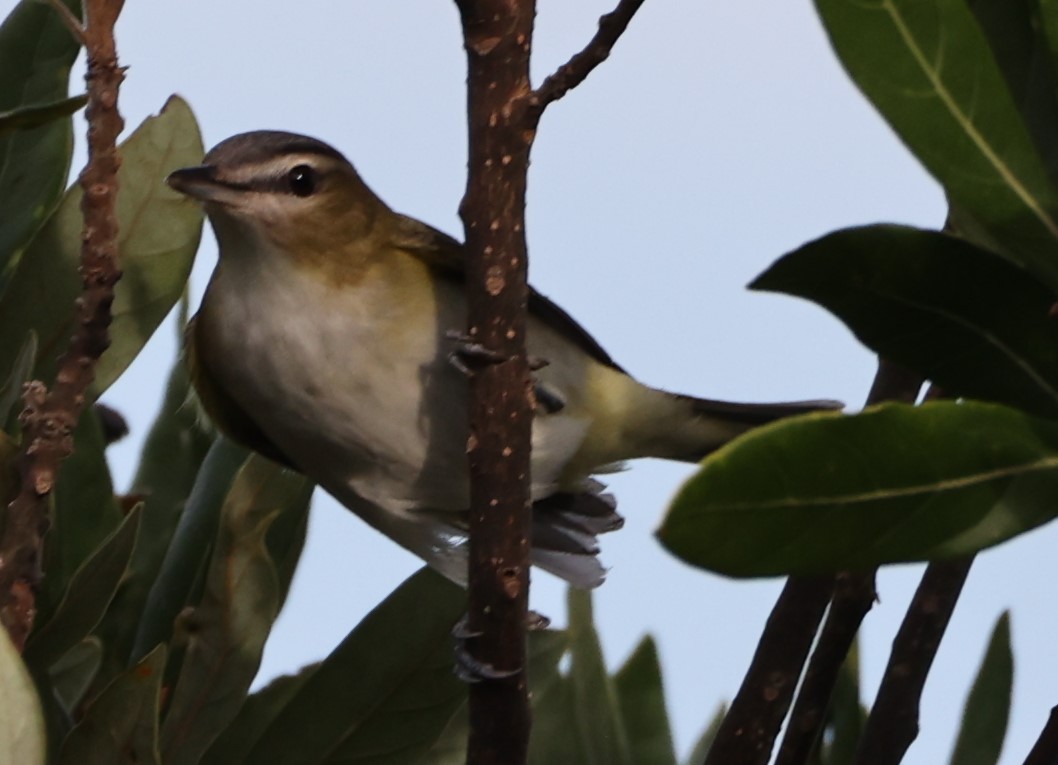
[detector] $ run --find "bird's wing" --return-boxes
[391,212,624,372]
[185,315,299,469]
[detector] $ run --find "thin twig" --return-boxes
[703,576,835,765]
[1022,706,1058,765]
[0,0,125,650]
[853,557,974,765]
[527,0,646,115]
[773,358,922,765]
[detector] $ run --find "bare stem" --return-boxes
[853,557,974,765]
[703,576,835,765]
[0,0,125,650]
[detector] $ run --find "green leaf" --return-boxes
[751,225,1058,418]
[814,0,1058,289]
[682,703,726,765]
[948,612,1013,765]
[238,567,466,765]
[568,588,633,765]
[37,407,123,623]
[58,644,165,765]
[49,637,103,715]
[658,401,1058,577]
[25,505,140,670]
[964,0,1058,184]
[94,342,214,682]
[0,619,46,765]
[132,438,247,662]
[0,0,81,295]
[0,94,204,399]
[200,665,319,765]
[614,636,677,765]
[159,456,312,765]
[0,94,87,136]
[0,330,36,432]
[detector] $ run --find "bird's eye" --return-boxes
[287,164,316,197]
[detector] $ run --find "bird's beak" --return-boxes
[167,165,240,205]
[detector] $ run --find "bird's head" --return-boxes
[167,131,388,278]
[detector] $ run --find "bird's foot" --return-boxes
[446,331,506,375]
[451,610,551,683]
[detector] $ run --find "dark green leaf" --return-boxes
[948,612,1013,765]
[568,588,633,765]
[160,456,312,765]
[95,344,214,682]
[0,621,46,765]
[58,644,165,765]
[200,665,318,765]
[0,330,36,432]
[530,677,584,765]
[0,94,204,399]
[814,0,1058,289]
[0,0,81,295]
[37,407,123,623]
[658,401,1058,577]
[49,637,102,715]
[25,505,140,669]
[683,703,726,765]
[751,225,1058,418]
[240,567,465,765]
[132,438,247,661]
[0,94,86,136]
[614,636,677,765]
[965,0,1058,185]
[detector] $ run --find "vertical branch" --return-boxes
[455,3,537,763]
[453,2,647,763]
[703,576,835,765]
[853,557,974,765]
[0,0,125,650]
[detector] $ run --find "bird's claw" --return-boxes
[446,331,507,375]
[451,611,550,683]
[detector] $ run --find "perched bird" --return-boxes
[168,131,836,589]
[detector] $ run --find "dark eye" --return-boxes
[287,164,316,197]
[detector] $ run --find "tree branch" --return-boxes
[773,358,922,765]
[774,572,876,765]
[1023,706,1058,765]
[0,0,125,650]
[453,2,647,762]
[703,576,835,765]
[455,2,536,763]
[528,0,646,115]
[853,557,974,765]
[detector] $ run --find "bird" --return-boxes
[167,130,838,590]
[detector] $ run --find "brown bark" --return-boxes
[853,557,974,765]
[453,1,646,762]
[0,0,125,650]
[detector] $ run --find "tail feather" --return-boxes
[650,393,843,464]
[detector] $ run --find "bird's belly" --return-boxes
[205,267,472,511]
[202,260,596,514]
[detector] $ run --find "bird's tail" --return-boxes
[651,392,843,464]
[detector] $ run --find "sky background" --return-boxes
[5,1,1056,762]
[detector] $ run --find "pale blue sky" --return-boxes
[7,1,1056,762]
